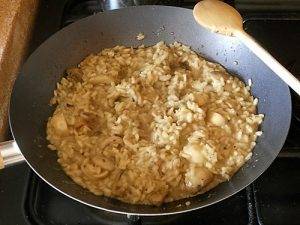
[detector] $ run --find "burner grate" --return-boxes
[23,172,256,225]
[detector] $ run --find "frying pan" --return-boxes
[0,6,291,215]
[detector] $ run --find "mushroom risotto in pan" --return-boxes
[46,42,264,205]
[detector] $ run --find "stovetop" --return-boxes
[1,1,300,225]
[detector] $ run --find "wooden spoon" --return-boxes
[193,0,300,95]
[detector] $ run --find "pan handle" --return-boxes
[0,140,25,169]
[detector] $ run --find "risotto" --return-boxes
[46,42,264,205]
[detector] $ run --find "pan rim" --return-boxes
[9,5,292,216]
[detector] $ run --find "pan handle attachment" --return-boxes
[0,140,25,169]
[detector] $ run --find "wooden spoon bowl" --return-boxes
[193,0,300,95]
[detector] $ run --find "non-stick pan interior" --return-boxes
[10,6,291,215]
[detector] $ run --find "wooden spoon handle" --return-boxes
[235,30,300,95]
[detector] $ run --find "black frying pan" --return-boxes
[8,6,291,215]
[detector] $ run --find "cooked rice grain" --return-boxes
[46,42,263,205]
